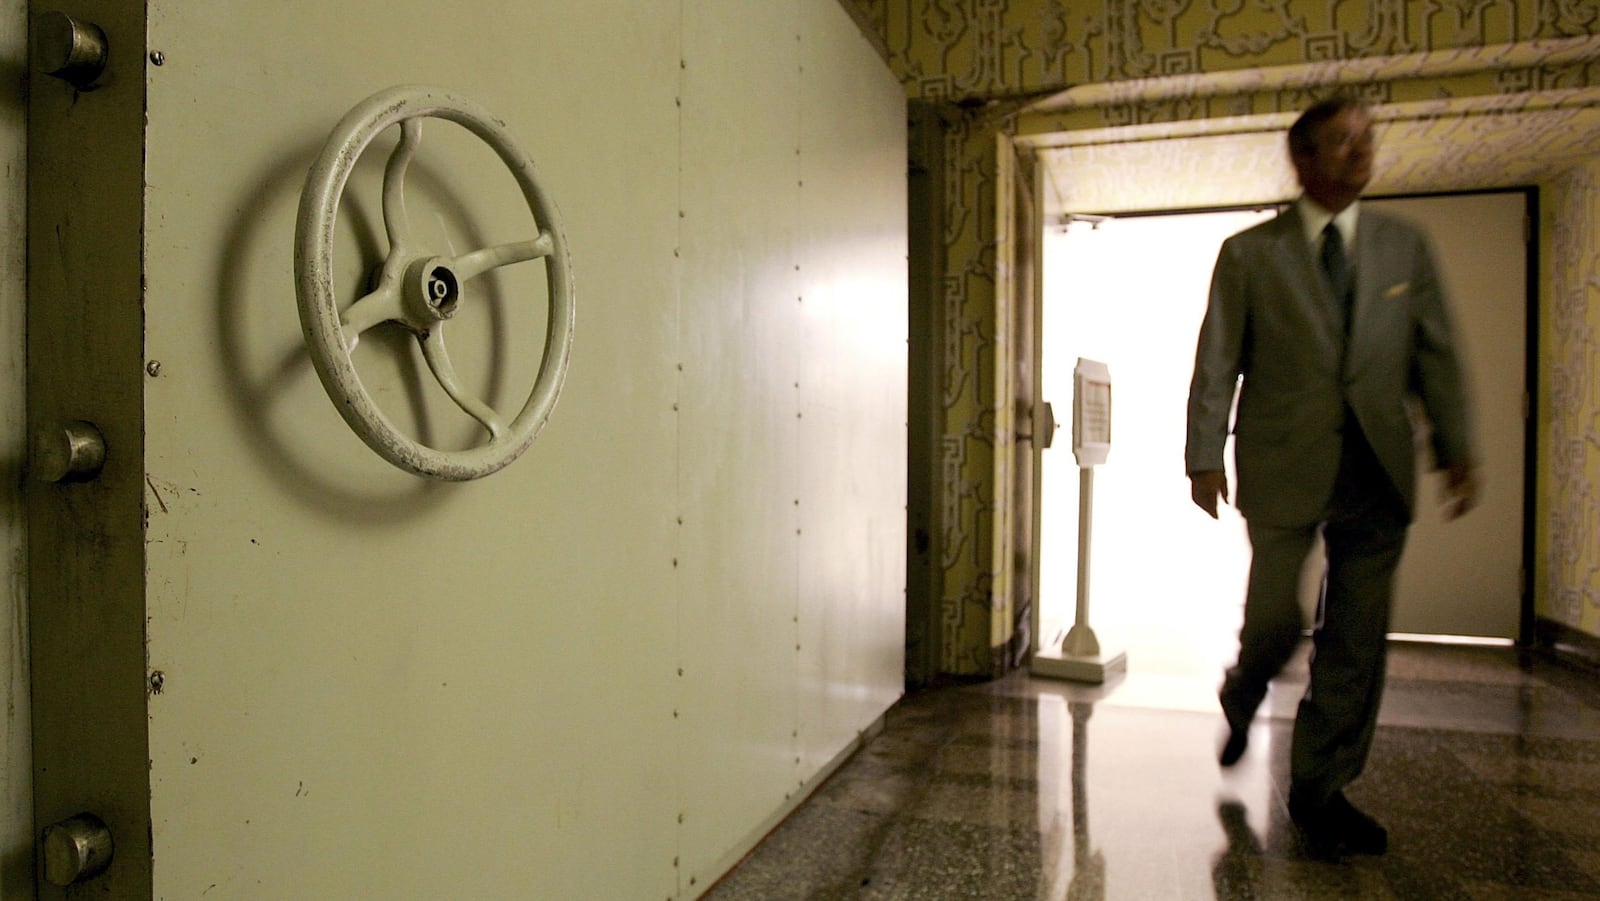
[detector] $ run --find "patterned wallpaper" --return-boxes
[860,0,1600,100]
[1545,160,1600,636]
[843,0,1600,675]
[941,119,1005,675]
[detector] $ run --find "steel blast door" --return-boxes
[28,1,683,897]
[1371,192,1528,640]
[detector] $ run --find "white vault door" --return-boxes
[27,1,684,897]
[1373,192,1528,639]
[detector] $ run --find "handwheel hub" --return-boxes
[404,256,462,323]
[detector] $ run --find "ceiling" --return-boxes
[1017,36,1600,220]
[1034,103,1600,219]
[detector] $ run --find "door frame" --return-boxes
[991,131,1043,671]
[1017,187,1539,650]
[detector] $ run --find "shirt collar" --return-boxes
[1296,195,1360,249]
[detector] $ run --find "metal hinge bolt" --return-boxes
[42,813,113,886]
[32,421,106,483]
[33,11,109,89]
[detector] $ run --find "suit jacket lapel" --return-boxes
[1348,209,1380,362]
[1276,204,1344,352]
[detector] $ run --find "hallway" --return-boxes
[706,642,1600,899]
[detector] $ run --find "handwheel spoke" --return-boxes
[382,119,423,255]
[418,327,507,440]
[451,230,554,281]
[340,284,404,350]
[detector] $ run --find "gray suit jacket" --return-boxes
[1185,203,1475,527]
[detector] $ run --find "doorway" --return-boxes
[1036,193,1531,677]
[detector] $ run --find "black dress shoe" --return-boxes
[1218,697,1251,767]
[1288,789,1388,857]
[1219,720,1248,767]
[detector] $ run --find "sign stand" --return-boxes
[1032,358,1127,684]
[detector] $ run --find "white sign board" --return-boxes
[1072,357,1111,467]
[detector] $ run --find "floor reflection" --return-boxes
[703,642,1600,900]
[1210,801,1261,899]
[1064,702,1105,901]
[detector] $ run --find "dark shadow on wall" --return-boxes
[906,99,951,690]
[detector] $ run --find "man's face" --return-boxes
[1293,106,1376,201]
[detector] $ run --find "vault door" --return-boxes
[27,0,685,896]
[1373,192,1528,640]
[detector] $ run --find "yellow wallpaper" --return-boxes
[939,114,1004,675]
[860,0,1600,675]
[1544,159,1600,636]
[867,0,1597,100]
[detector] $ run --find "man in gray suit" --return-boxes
[1185,97,1479,857]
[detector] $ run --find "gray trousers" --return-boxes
[1221,422,1409,802]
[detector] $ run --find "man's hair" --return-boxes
[1288,96,1371,158]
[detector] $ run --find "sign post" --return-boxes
[1033,358,1127,684]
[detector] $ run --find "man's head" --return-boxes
[1288,97,1375,212]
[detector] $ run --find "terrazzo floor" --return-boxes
[703,640,1600,900]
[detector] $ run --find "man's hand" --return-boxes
[1189,470,1229,519]
[1443,463,1480,521]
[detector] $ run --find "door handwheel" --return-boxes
[294,85,574,480]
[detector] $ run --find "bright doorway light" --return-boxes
[1039,209,1275,679]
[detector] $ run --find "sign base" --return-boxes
[1031,646,1128,684]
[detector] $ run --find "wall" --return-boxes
[857,0,1600,674]
[866,0,1600,100]
[0,0,26,896]
[25,1,905,897]
[1542,159,1600,639]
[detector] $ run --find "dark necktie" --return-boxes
[1321,222,1353,330]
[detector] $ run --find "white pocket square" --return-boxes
[1383,281,1410,299]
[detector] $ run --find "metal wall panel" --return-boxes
[796,0,909,778]
[675,0,805,891]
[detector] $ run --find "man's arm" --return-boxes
[1407,231,1479,520]
[1186,238,1248,517]
[1442,462,1479,520]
